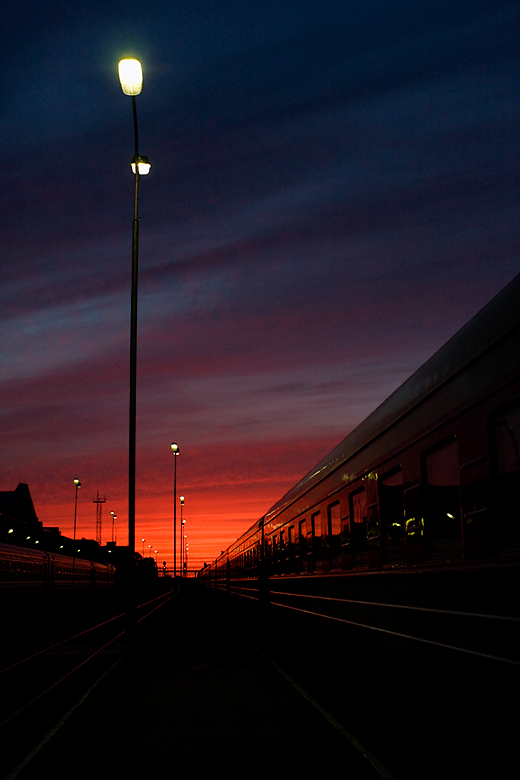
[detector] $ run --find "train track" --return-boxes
[227,582,520,668]
[0,590,175,780]
[217,582,520,780]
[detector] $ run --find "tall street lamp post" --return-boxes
[118,58,151,573]
[73,478,81,542]
[179,496,185,575]
[171,442,179,577]
[73,478,81,584]
[110,511,117,543]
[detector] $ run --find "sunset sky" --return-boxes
[1,1,519,570]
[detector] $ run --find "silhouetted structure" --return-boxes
[0,483,104,561]
[0,483,39,525]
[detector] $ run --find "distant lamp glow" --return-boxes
[179,496,185,575]
[171,442,180,576]
[110,511,117,543]
[118,58,143,96]
[8,528,13,534]
[131,155,151,175]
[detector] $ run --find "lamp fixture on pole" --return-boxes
[180,495,185,575]
[110,511,117,543]
[118,57,151,571]
[171,442,179,577]
[73,478,81,586]
[73,479,81,542]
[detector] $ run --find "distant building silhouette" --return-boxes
[0,483,39,525]
[0,482,101,560]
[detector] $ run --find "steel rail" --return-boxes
[268,598,520,667]
[0,592,175,729]
[0,630,125,730]
[268,589,520,622]
[0,590,174,675]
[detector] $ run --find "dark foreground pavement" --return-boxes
[11,585,383,780]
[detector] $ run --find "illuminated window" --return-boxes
[328,501,341,537]
[350,490,368,566]
[324,501,341,570]
[379,469,405,563]
[424,440,462,559]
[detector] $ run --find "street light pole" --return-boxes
[73,478,81,542]
[180,496,185,576]
[171,442,179,577]
[118,58,151,572]
[73,478,81,585]
[110,511,117,543]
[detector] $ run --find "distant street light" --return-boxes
[118,57,151,572]
[171,443,179,577]
[73,479,81,541]
[73,478,81,586]
[142,537,145,557]
[110,511,117,543]
[180,496,185,575]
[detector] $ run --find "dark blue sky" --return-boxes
[1,1,519,566]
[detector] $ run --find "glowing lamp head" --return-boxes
[74,478,81,488]
[180,495,185,505]
[131,155,151,175]
[171,442,179,455]
[118,58,143,96]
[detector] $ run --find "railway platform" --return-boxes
[9,584,384,780]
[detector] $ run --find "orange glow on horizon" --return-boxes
[34,476,305,572]
[22,436,338,573]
